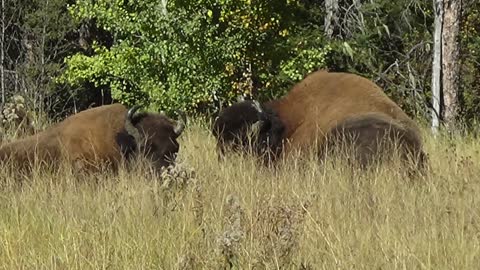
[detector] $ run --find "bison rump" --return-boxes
[324,113,427,172]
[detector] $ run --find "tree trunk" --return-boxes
[441,0,462,129]
[325,0,339,39]
[431,0,443,133]
[1,0,5,104]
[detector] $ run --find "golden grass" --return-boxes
[0,121,480,269]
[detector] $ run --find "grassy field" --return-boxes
[0,121,479,269]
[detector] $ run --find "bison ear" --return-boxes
[124,105,145,147]
[173,111,187,136]
[173,120,185,136]
[115,131,137,159]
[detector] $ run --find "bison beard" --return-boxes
[0,104,184,174]
[213,70,427,173]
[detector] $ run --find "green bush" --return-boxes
[60,0,330,115]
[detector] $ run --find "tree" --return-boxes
[0,0,469,129]
[431,0,463,132]
[432,0,443,133]
[0,0,81,119]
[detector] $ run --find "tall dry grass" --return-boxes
[0,120,479,269]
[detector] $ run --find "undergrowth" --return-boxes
[0,121,479,269]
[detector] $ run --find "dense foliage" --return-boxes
[460,3,480,126]
[2,0,480,123]
[1,0,80,116]
[59,0,320,114]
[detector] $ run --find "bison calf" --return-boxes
[0,104,184,173]
[213,70,427,172]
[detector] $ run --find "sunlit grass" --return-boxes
[0,121,479,269]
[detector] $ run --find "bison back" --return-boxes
[267,71,421,153]
[0,104,128,172]
[50,104,131,172]
[0,133,63,171]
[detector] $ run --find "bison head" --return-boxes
[212,100,285,163]
[117,105,184,172]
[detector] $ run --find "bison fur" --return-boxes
[212,100,284,162]
[323,113,428,170]
[0,104,185,173]
[213,70,427,171]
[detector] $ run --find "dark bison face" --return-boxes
[212,100,285,163]
[120,106,184,172]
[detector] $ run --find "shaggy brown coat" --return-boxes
[213,70,426,169]
[266,70,423,154]
[0,104,184,172]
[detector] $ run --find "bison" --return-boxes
[0,103,185,173]
[213,70,427,171]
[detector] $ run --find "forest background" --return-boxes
[1,0,478,130]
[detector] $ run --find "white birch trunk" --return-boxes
[431,0,443,134]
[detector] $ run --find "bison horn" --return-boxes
[127,105,141,120]
[174,112,186,135]
[251,100,263,113]
[125,105,145,146]
[250,100,266,135]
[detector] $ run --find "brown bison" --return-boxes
[213,70,427,170]
[0,104,185,173]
